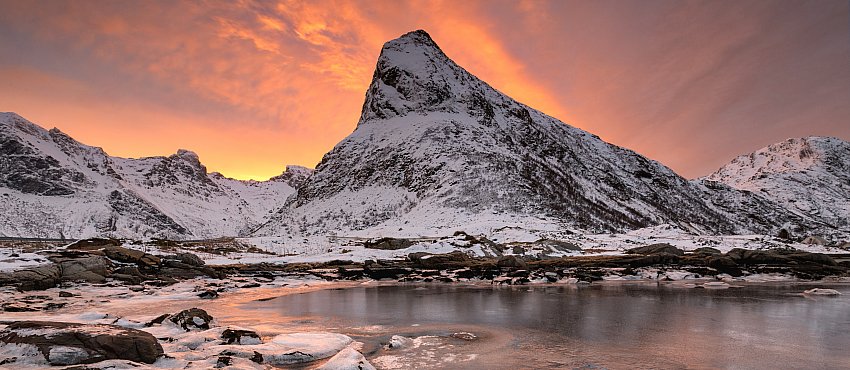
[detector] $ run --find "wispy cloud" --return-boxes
[0,0,846,179]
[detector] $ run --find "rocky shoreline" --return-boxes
[0,239,848,368]
[1,238,848,295]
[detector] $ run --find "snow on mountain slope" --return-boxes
[706,136,850,234]
[257,30,787,238]
[0,112,307,239]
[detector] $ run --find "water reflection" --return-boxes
[247,283,850,369]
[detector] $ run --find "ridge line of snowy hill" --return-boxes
[0,111,311,239]
[703,136,850,236]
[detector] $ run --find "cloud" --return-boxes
[0,0,846,180]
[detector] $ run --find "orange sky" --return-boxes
[0,0,848,180]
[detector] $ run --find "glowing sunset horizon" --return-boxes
[1,0,847,180]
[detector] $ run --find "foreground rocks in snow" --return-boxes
[0,264,61,291]
[317,347,377,370]
[295,246,850,284]
[363,237,415,250]
[169,308,214,331]
[0,245,220,292]
[0,321,163,365]
[221,328,262,345]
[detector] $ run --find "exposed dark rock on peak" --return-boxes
[268,165,313,189]
[360,29,501,123]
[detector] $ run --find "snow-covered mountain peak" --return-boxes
[706,136,850,234]
[268,165,313,188]
[707,136,850,182]
[359,29,501,124]
[282,165,313,177]
[174,148,200,160]
[0,112,302,239]
[168,149,206,173]
[262,30,790,238]
[1,112,45,137]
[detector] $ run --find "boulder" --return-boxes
[169,308,214,331]
[198,290,219,299]
[386,335,413,350]
[532,239,582,252]
[707,256,742,276]
[452,231,500,248]
[65,238,122,251]
[781,251,837,266]
[102,246,161,268]
[725,248,789,265]
[174,252,205,267]
[624,253,681,267]
[364,237,415,250]
[408,251,471,269]
[450,332,477,341]
[109,274,142,285]
[626,243,684,256]
[221,328,262,345]
[58,256,112,283]
[497,255,528,270]
[316,347,376,370]
[364,267,411,280]
[0,264,61,291]
[0,321,163,365]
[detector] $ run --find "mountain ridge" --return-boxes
[705,136,850,235]
[1,31,847,241]
[256,30,820,238]
[0,112,310,239]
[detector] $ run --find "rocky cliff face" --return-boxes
[258,30,803,237]
[0,112,309,239]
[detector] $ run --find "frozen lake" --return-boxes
[244,282,850,369]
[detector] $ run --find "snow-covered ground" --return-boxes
[107,224,847,267]
[0,277,379,369]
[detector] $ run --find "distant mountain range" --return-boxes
[1,30,847,240]
[0,111,309,239]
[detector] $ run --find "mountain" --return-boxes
[256,30,798,238]
[705,136,850,235]
[0,112,309,239]
[3,31,845,241]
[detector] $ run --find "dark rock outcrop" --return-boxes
[169,308,214,331]
[408,251,471,269]
[102,246,161,268]
[626,243,685,256]
[0,264,61,291]
[363,237,415,250]
[221,328,262,345]
[0,321,163,365]
[497,255,528,270]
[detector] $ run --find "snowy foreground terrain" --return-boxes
[0,276,380,369]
